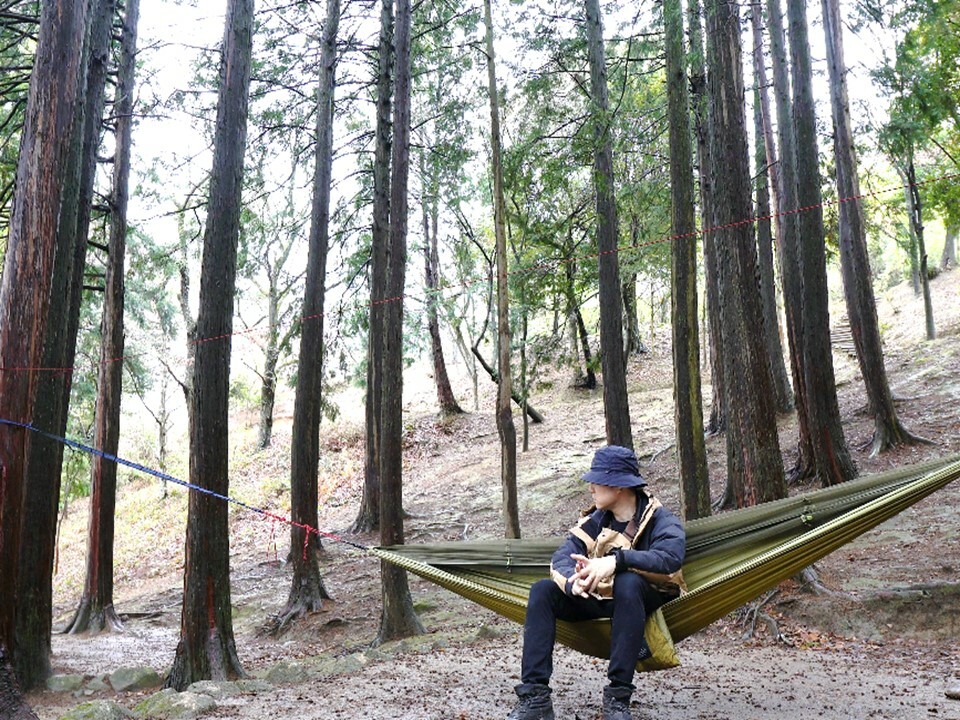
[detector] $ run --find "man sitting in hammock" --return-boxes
[507,445,686,720]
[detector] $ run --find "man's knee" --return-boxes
[612,571,651,606]
[528,578,562,609]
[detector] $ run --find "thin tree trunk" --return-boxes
[688,0,724,436]
[484,0,520,539]
[705,0,787,508]
[0,0,87,695]
[354,0,393,535]
[470,347,545,422]
[422,182,462,417]
[377,0,424,643]
[65,0,140,639]
[585,0,632,449]
[787,0,856,486]
[766,0,816,481]
[273,0,339,636]
[750,5,793,413]
[903,157,936,340]
[665,0,710,520]
[821,0,922,455]
[623,217,645,355]
[257,288,279,449]
[166,0,253,689]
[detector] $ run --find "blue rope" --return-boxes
[0,417,369,551]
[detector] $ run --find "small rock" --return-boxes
[57,700,133,720]
[86,676,111,692]
[233,679,272,694]
[134,688,216,719]
[185,680,240,699]
[47,674,87,692]
[946,684,960,700]
[109,666,163,692]
[265,660,309,685]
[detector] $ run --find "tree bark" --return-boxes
[0,0,87,694]
[705,0,787,508]
[274,0,339,635]
[17,0,112,684]
[377,0,424,643]
[942,226,957,269]
[354,0,393,535]
[422,181,463,417]
[902,157,936,340]
[484,0,521,539]
[585,0,632,449]
[166,0,253,690]
[787,0,856,486]
[65,0,140,639]
[749,13,793,415]
[766,0,816,481]
[821,0,921,455]
[687,0,724,437]
[257,287,279,449]
[664,0,710,520]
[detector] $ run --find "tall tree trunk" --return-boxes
[750,47,793,414]
[664,0,710,520]
[752,94,793,414]
[705,0,786,508]
[274,0,339,635]
[766,0,816,481]
[585,0,632,449]
[17,0,110,685]
[165,0,253,690]
[354,0,393,535]
[687,0,724,436]
[787,0,856,486]
[0,0,87,695]
[377,0,424,643]
[821,0,920,455]
[65,0,140,638]
[902,157,935,339]
[422,183,463,417]
[484,0,520,539]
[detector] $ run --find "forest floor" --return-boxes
[27,268,960,720]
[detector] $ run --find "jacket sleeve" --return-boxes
[622,508,686,575]
[549,511,602,594]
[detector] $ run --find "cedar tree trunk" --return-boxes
[665,0,710,519]
[705,0,787,508]
[585,0,632,449]
[165,0,253,689]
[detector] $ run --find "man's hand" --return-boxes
[570,553,616,596]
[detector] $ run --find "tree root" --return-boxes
[738,589,789,644]
[261,595,326,638]
[859,419,934,459]
[796,566,858,600]
[62,599,124,635]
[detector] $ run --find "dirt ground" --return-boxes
[27,269,960,719]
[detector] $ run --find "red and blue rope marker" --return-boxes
[0,418,369,552]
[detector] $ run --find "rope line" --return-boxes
[0,170,956,378]
[0,418,369,553]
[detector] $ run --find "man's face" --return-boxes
[588,482,621,510]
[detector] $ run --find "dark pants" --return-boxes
[520,574,664,690]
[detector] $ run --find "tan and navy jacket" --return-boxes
[550,488,686,599]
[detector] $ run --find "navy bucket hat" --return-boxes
[581,445,647,488]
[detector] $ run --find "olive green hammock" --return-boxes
[370,454,960,672]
